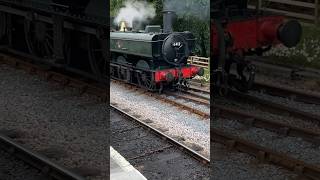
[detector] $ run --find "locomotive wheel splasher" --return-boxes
[0,12,9,45]
[24,19,54,59]
[87,34,107,79]
[136,60,156,91]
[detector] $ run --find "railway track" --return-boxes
[212,69,320,178]
[146,78,320,149]
[253,81,320,105]
[182,87,320,165]
[110,80,210,157]
[213,104,320,145]
[110,104,210,179]
[106,61,312,176]
[0,133,84,180]
[212,128,320,180]
[189,80,210,95]
[165,90,209,107]
[112,79,210,119]
[0,149,44,179]
[208,84,320,177]
[223,90,320,126]
[0,53,109,179]
[249,56,320,80]
[161,85,318,157]
[0,50,210,122]
[0,52,107,101]
[0,51,209,178]
[0,49,209,126]
[5,48,320,179]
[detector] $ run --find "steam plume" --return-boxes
[114,0,156,28]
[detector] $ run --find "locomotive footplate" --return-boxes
[110,62,204,93]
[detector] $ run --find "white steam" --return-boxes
[114,0,156,28]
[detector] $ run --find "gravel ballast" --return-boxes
[214,118,320,166]
[249,91,320,116]
[111,109,210,180]
[211,142,297,180]
[0,64,108,180]
[255,67,320,94]
[216,98,320,132]
[110,81,210,157]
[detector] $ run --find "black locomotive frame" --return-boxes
[0,0,109,82]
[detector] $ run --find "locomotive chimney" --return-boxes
[163,10,176,33]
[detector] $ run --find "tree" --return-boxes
[110,0,125,17]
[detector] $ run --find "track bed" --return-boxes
[110,108,210,180]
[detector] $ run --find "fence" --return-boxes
[187,56,209,68]
[248,0,319,24]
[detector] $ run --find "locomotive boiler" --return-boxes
[211,0,302,94]
[110,11,204,92]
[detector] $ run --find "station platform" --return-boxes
[110,147,147,180]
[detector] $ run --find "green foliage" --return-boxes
[266,23,320,69]
[174,17,209,57]
[110,0,125,17]
[148,0,163,25]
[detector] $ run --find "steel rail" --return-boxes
[0,52,209,164]
[0,49,211,178]
[1,52,208,121]
[213,105,320,145]
[110,104,210,165]
[249,57,320,80]
[253,81,320,105]
[0,134,85,180]
[228,91,320,125]
[111,80,210,119]
[166,91,210,107]
[188,85,210,95]
[178,88,210,101]
[170,91,320,145]
[0,53,107,101]
[212,128,320,180]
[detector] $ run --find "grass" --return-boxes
[265,23,320,69]
[192,67,210,84]
[202,68,210,83]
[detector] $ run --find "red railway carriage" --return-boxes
[211,0,302,93]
